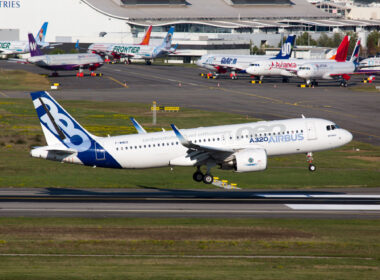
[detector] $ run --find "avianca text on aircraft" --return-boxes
[26,34,103,77]
[88,25,152,61]
[0,22,49,55]
[30,91,353,184]
[245,35,351,84]
[107,26,176,65]
[196,35,296,79]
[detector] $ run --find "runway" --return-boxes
[1,188,380,218]
[1,61,379,145]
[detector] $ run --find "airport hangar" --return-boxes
[1,0,380,62]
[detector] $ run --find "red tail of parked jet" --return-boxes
[139,25,152,45]
[329,35,349,62]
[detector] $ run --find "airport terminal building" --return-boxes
[1,0,380,59]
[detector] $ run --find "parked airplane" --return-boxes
[295,38,360,87]
[357,56,380,79]
[29,91,352,184]
[196,35,296,79]
[245,35,350,83]
[88,25,153,61]
[107,26,176,65]
[25,33,103,77]
[0,22,49,55]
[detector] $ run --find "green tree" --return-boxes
[366,31,380,56]
[49,48,65,55]
[296,32,316,46]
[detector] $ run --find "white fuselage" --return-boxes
[0,41,29,55]
[28,53,103,70]
[34,118,352,169]
[196,54,273,73]
[297,61,355,81]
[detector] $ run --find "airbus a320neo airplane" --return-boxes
[30,91,352,184]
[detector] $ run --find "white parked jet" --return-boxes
[25,33,103,77]
[0,22,49,55]
[196,35,296,79]
[30,91,352,184]
[106,26,176,65]
[245,35,351,84]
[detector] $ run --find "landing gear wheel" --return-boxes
[146,60,152,65]
[308,164,316,172]
[193,171,204,182]
[203,174,214,184]
[282,77,289,83]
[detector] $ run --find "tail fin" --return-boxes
[139,25,152,45]
[334,35,349,62]
[75,40,80,50]
[35,22,48,44]
[273,35,296,60]
[28,33,43,56]
[162,26,174,49]
[30,91,95,152]
[350,39,361,62]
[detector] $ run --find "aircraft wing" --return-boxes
[130,117,147,134]
[210,62,247,72]
[171,124,235,158]
[7,58,29,64]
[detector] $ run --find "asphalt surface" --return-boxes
[1,60,379,145]
[0,188,380,218]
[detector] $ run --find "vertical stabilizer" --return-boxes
[28,33,43,56]
[273,35,296,60]
[35,22,48,44]
[350,39,361,62]
[334,35,349,62]
[162,26,174,49]
[139,25,152,45]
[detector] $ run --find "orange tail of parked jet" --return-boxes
[329,35,349,62]
[139,26,153,45]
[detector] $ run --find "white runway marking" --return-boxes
[286,204,380,211]
[259,194,380,198]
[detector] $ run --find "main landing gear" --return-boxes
[339,80,348,87]
[192,166,214,184]
[307,152,316,172]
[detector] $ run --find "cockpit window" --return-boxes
[326,124,339,131]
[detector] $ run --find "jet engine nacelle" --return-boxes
[233,148,267,172]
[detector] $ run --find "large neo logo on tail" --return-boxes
[36,97,91,152]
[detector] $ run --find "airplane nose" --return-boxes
[342,130,353,144]
[196,59,202,67]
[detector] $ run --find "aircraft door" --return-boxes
[95,142,105,160]
[306,121,317,140]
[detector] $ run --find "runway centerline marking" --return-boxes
[286,204,380,210]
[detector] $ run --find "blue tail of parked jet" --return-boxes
[272,35,296,60]
[28,33,43,56]
[35,22,48,44]
[162,26,174,49]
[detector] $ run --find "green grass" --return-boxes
[0,98,379,189]
[0,218,379,279]
[0,69,50,91]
